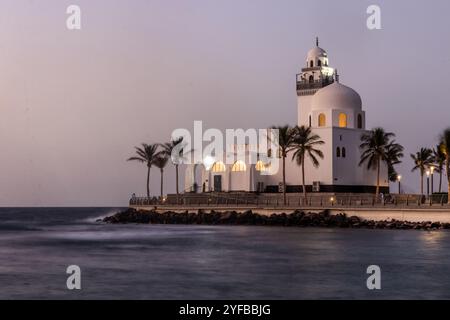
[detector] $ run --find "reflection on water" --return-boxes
[1,208,450,300]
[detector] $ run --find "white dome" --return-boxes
[312,82,362,111]
[307,46,327,61]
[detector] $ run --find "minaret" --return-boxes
[296,39,335,126]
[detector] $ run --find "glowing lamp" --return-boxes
[203,156,215,170]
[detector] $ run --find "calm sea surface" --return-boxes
[1,207,450,300]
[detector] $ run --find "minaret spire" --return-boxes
[316,37,319,47]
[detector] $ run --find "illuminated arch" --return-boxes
[338,113,347,128]
[211,161,226,173]
[255,160,271,172]
[232,160,247,172]
[318,113,326,127]
[255,160,265,171]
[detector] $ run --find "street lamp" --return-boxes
[426,170,431,198]
[397,175,402,194]
[430,166,435,195]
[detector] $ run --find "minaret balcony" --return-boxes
[296,78,334,91]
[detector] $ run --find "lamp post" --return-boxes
[397,175,402,194]
[430,166,435,195]
[426,170,431,198]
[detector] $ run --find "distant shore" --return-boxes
[102,208,450,231]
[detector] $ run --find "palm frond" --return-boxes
[127,143,161,166]
[359,127,403,175]
[153,154,170,169]
[308,152,320,168]
[290,125,324,169]
[127,156,145,162]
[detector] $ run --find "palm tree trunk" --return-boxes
[376,158,380,196]
[420,173,424,195]
[282,156,286,205]
[302,159,306,200]
[447,158,450,204]
[160,169,164,199]
[146,166,151,198]
[439,170,443,193]
[175,164,179,195]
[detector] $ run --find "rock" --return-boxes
[101,208,448,232]
[431,222,441,229]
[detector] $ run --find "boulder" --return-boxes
[102,208,448,232]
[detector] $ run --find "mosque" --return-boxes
[184,39,389,194]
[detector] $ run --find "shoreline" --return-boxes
[103,208,450,231]
[130,204,450,223]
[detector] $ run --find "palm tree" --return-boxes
[359,127,397,195]
[271,125,297,205]
[439,128,450,204]
[127,143,160,198]
[161,137,186,197]
[386,141,404,183]
[411,148,433,195]
[153,154,170,199]
[433,144,446,193]
[291,126,324,200]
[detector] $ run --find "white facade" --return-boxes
[185,40,389,194]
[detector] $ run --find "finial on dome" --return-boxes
[316,37,319,47]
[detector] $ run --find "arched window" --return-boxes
[309,75,314,83]
[211,161,226,173]
[232,161,247,172]
[357,114,363,129]
[338,113,347,128]
[342,147,346,158]
[336,147,341,158]
[310,60,314,68]
[318,113,326,127]
[309,115,312,127]
[255,161,265,171]
[318,60,322,67]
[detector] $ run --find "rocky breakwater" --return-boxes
[102,208,450,231]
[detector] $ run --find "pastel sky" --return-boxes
[0,0,449,206]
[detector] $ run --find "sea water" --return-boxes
[1,207,450,299]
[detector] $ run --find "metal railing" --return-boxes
[130,193,450,209]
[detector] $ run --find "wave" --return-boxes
[76,208,124,224]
